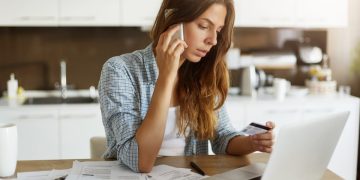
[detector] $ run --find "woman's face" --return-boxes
[182,3,227,62]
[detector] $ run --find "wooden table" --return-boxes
[10,153,341,179]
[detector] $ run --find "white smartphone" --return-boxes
[173,23,184,41]
[240,122,271,136]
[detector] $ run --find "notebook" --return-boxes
[205,111,349,180]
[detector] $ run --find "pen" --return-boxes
[54,175,67,180]
[82,173,94,176]
[190,161,205,176]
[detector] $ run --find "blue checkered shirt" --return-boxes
[98,43,242,172]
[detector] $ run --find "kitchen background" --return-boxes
[0,28,327,92]
[0,0,358,97]
[0,0,359,179]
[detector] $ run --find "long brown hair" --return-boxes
[150,0,235,140]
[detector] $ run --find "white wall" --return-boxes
[327,0,360,96]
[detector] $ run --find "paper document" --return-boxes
[149,165,207,180]
[17,169,70,180]
[17,161,208,180]
[67,161,116,180]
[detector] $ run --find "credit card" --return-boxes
[240,122,271,136]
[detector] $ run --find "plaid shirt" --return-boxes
[98,43,241,172]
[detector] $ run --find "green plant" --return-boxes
[351,41,360,75]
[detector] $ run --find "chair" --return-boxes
[90,136,107,159]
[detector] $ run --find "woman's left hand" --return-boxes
[249,121,275,153]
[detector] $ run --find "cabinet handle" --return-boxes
[17,114,56,120]
[60,16,96,21]
[60,114,98,119]
[18,16,56,21]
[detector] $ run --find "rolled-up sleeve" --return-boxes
[211,104,242,154]
[98,58,142,172]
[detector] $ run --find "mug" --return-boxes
[0,123,17,177]
[273,78,289,101]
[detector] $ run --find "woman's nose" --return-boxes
[206,32,217,46]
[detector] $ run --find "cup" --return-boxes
[0,123,17,177]
[338,85,351,96]
[273,78,288,101]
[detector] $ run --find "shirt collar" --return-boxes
[143,43,158,85]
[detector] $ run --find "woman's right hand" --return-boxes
[155,24,188,80]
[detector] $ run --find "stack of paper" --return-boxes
[17,161,207,180]
[17,169,70,180]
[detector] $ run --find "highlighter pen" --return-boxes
[190,161,205,176]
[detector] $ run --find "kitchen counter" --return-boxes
[0,93,358,179]
[0,89,99,107]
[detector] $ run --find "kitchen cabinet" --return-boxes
[120,0,162,27]
[235,0,295,27]
[59,105,105,159]
[295,0,347,28]
[0,0,58,26]
[0,107,59,160]
[225,95,359,180]
[234,0,348,28]
[0,0,348,27]
[0,104,105,160]
[59,0,120,26]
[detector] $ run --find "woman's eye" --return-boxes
[199,25,208,30]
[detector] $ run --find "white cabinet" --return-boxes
[59,0,120,26]
[0,108,59,160]
[0,0,348,27]
[0,0,58,26]
[234,0,348,28]
[120,0,162,27]
[225,95,359,180]
[59,105,105,159]
[0,104,105,160]
[295,0,347,28]
[235,0,296,27]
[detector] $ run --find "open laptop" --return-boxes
[205,111,349,180]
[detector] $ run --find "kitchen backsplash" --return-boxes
[0,27,326,93]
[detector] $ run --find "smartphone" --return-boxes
[240,122,271,136]
[173,23,184,41]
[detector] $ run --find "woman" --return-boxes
[98,0,274,173]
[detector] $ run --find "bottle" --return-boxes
[321,54,332,81]
[7,73,18,99]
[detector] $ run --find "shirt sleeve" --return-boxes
[211,104,242,154]
[98,58,142,172]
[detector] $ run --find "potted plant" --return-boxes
[351,42,360,76]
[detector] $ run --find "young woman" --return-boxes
[98,0,274,173]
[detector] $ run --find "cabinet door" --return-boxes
[0,108,59,160]
[120,0,162,27]
[295,0,347,27]
[59,0,120,26]
[0,0,58,26]
[235,0,295,27]
[59,105,105,159]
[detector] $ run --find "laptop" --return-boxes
[205,111,349,180]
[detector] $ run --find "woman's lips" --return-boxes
[195,49,208,57]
